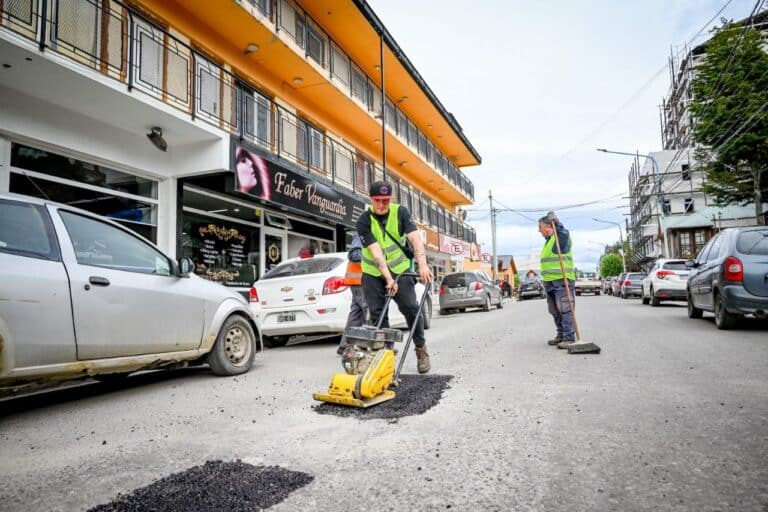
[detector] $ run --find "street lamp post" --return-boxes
[593,218,626,273]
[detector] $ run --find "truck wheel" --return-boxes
[207,316,257,376]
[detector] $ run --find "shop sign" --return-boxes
[481,252,492,263]
[195,223,252,286]
[233,143,367,226]
[439,233,471,258]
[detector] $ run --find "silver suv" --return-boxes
[439,271,503,314]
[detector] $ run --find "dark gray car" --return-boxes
[518,277,546,300]
[686,226,768,329]
[620,272,646,298]
[439,271,503,314]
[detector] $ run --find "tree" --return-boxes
[600,253,623,277]
[689,20,768,225]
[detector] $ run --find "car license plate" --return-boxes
[452,287,466,294]
[277,313,296,323]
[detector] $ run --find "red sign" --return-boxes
[450,241,464,255]
[481,253,492,263]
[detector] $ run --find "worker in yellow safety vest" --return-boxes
[538,211,577,348]
[337,233,367,354]
[357,181,433,374]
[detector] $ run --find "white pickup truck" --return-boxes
[574,274,601,296]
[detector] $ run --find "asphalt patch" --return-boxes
[88,460,313,512]
[313,374,452,420]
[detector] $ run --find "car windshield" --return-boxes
[736,229,768,255]
[662,261,688,270]
[261,257,343,279]
[627,273,645,280]
[522,278,539,284]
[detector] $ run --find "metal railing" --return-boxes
[0,0,476,206]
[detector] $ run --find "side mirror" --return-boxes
[685,260,696,269]
[177,257,195,276]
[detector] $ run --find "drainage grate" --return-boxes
[88,460,313,512]
[313,374,453,420]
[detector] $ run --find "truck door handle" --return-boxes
[89,276,110,286]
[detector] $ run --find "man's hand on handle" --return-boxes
[385,277,399,295]
[547,210,558,225]
[419,265,433,285]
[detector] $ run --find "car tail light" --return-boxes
[249,286,259,303]
[474,282,483,291]
[656,270,675,279]
[724,256,743,282]
[624,280,631,286]
[322,276,349,295]
[439,285,447,295]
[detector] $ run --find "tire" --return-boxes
[458,308,466,313]
[641,290,650,305]
[650,287,660,307]
[595,291,600,296]
[262,335,289,348]
[482,295,492,312]
[687,290,703,319]
[714,293,737,330]
[496,297,504,309]
[422,298,432,330]
[439,307,449,316]
[207,316,257,376]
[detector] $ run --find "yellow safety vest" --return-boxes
[540,234,575,281]
[361,204,411,277]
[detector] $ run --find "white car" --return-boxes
[250,253,432,347]
[0,193,259,395]
[641,259,690,306]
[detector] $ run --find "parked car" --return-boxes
[0,193,258,394]
[439,271,503,314]
[250,253,432,347]
[603,277,615,295]
[517,277,546,300]
[619,272,646,298]
[612,273,627,296]
[686,226,768,329]
[575,275,601,296]
[641,259,690,306]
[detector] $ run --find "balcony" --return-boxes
[0,0,475,209]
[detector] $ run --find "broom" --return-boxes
[550,217,601,355]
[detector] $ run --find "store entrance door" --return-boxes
[263,229,287,274]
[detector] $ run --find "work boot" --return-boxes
[547,335,563,346]
[415,345,431,374]
[557,340,575,350]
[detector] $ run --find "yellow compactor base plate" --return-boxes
[312,390,396,408]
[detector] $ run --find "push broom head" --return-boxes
[567,341,601,354]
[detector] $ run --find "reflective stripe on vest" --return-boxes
[540,235,575,281]
[343,261,363,286]
[361,203,411,277]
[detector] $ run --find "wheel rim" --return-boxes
[223,324,252,367]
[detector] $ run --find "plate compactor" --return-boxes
[313,272,430,408]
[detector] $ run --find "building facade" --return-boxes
[0,0,481,295]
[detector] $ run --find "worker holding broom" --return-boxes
[539,211,577,349]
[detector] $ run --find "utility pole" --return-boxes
[489,190,498,280]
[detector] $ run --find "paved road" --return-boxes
[1,296,767,511]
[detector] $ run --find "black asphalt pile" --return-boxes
[88,460,313,512]
[314,374,452,420]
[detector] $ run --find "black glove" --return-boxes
[546,211,558,224]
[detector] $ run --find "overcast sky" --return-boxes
[368,0,755,271]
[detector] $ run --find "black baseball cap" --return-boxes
[369,181,393,199]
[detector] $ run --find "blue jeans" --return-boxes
[544,280,575,341]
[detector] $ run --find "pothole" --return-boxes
[88,460,313,512]
[313,374,453,421]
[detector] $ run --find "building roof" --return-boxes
[661,204,759,230]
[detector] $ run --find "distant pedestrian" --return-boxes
[337,233,367,355]
[538,211,576,348]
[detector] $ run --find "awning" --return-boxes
[660,204,758,231]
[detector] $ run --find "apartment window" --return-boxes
[662,199,671,215]
[134,19,163,93]
[417,132,427,157]
[396,109,407,137]
[333,146,353,186]
[425,142,434,165]
[407,120,418,148]
[684,197,694,213]
[241,85,271,147]
[351,64,368,106]
[384,98,397,130]
[354,155,372,195]
[306,22,326,67]
[681,163,691,181]
[196,54,221,118]
[247,0,272,17]
[330,44,349,85]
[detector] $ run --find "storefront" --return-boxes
[177,140,368,292]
